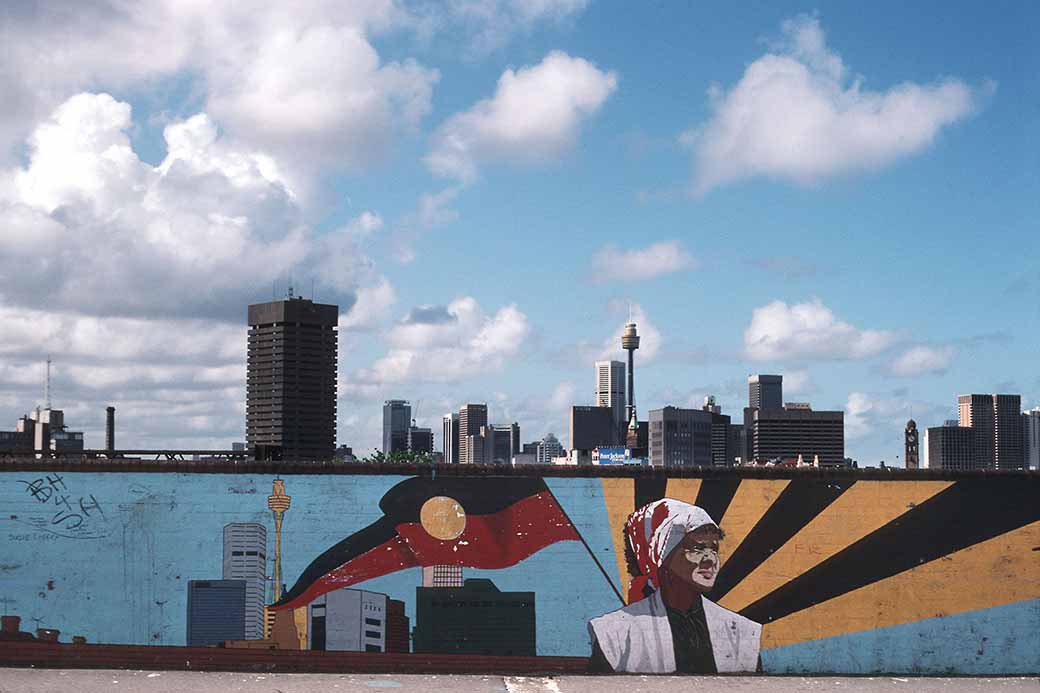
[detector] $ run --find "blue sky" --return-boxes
[0,2,1036,464]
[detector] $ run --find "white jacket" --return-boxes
[587,591,761,674]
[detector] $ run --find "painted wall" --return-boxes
[1,470,1036,674]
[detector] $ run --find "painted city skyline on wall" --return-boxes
[2,469,1038,674]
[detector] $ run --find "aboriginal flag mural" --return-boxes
[0,469,1036,675]
[273,477,580,610]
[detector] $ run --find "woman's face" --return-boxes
[662,526,721,593]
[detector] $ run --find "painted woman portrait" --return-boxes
[587,499,761,674]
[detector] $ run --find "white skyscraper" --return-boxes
[223,522,268,640]
[1025,407,1040,470]
[595,360,626,443]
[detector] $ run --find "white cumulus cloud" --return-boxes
[0,3,438,173]
[889,345,956,376]
[425,51,617,182]
[346,298,531,389]
[684,15,984,194]
[0,93,396,322]
[591,241,697,281]
[744,298,896,362]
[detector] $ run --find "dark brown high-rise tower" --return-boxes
[247,295,338,461]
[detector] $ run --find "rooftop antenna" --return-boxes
[287,270,294,299]
[44,355,51,410]
[311,278,315,302]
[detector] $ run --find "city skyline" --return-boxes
[0,4,1036,465]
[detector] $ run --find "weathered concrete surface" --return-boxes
[0,670,1036,693]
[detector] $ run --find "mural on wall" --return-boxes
[588,499,760,673]
[0,470,1037,674]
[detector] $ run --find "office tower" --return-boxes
[247,295,338,461]
[1025,407,1040,470]
[649,407,714,467]
[570,406,616,452]
[537,433,564,463]
[267,479,291,602]
[904,419,920,469]
[959,394,1025,469]
[489,424,519,464]
[699,397,732,465]
[458,404,488,464]
[748,375,783,410]
[105,406,115,451]
[412,579,535,656]
[382,400,411,454]
[186,580,247,646]
[728,423,745,465]
[422,565,464,587]
[222,523,267,640]
[442,413,459,464]
[993,395,1024,469]
[924,423,976,470]
[594,360,626,442]
[307,588,388,652]
[408,426,433,454]
[746,403,844,466]
[958,394,994,468]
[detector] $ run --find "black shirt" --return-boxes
[666,599,717,674]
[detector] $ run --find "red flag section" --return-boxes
[274,478,579,610]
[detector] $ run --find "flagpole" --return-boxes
[544,483,626,606]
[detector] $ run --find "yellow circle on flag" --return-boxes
[420,496,466,540]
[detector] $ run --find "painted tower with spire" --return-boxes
[267,479,291,601]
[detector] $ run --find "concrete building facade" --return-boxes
[923,423,976,470]
[537,433,564,464]
[594,360,626,443]
[570,405,616,452]
[247,296,338,461]
[649,407,714,467]
[959,393,1024,469]
[1025,407,1040,470]
[749,374,783,410]
[746,404,845,467]
[382,400,411,455]
[458,404,488,464]
[442,413,459,464]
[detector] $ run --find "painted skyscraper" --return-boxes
[222,523,267,640]
[247,293,338,461]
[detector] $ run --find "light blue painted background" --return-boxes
[763,600,1040,675]
[2,471,1036,674]
[0,472,621,655]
